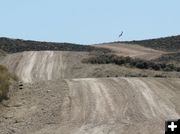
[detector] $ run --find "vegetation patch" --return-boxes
[0,37,111,53]
[0,49,6,57]
[121,35,180,52]
[82,54,180,72]
[0,65,17,101]
[0,65,10,100]
[154,52,180,64]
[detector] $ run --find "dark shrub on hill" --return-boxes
[0,37,111,53]
[135,61,149,69]
[154,52,180,64]
[82,54,180,72]
[121,35,180,52]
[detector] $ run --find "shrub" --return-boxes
[82,54,180,72]
[0,65,10,101]
[122,35,180,52]
[0,37,112,53]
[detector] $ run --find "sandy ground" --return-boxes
[95,43,166,60]
[0,78,179,134]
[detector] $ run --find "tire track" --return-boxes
[1,51,66,83]
[65,78,180,134]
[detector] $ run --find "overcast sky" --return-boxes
[0,0,180,44]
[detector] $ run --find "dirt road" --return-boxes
[0,50,180,133]
[96,43,166,60]
[0,78,179,134]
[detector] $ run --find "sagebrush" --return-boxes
[82,54,180,72]
[0,65,10,101]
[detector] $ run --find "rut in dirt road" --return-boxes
[64,78,180,134]
[1,78,179,134]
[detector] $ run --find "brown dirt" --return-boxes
[0,78,179,134]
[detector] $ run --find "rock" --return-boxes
[13,103,23,107]
[47,90,51,93]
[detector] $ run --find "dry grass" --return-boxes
[0,65,10,101]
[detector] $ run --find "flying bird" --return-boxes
[119,31,123,38]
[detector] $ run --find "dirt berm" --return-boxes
[0,78,180,134]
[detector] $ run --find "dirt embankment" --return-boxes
[0,78,180,134]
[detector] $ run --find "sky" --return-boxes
[0,0,180,44]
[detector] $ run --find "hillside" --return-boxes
[0,37,111,53]
[0,37,180,134]
[122,35,180,52]
[96,35,180,66]
[1,51,180,84]
[95,43,166,60]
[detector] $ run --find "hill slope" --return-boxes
[0,37,180,134]
[2,51,180,83]
[122,35,180,52]
[95,43,166,60]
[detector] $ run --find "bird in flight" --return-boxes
[119,31,123,38]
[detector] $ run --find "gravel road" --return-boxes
[0,77,179,134]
